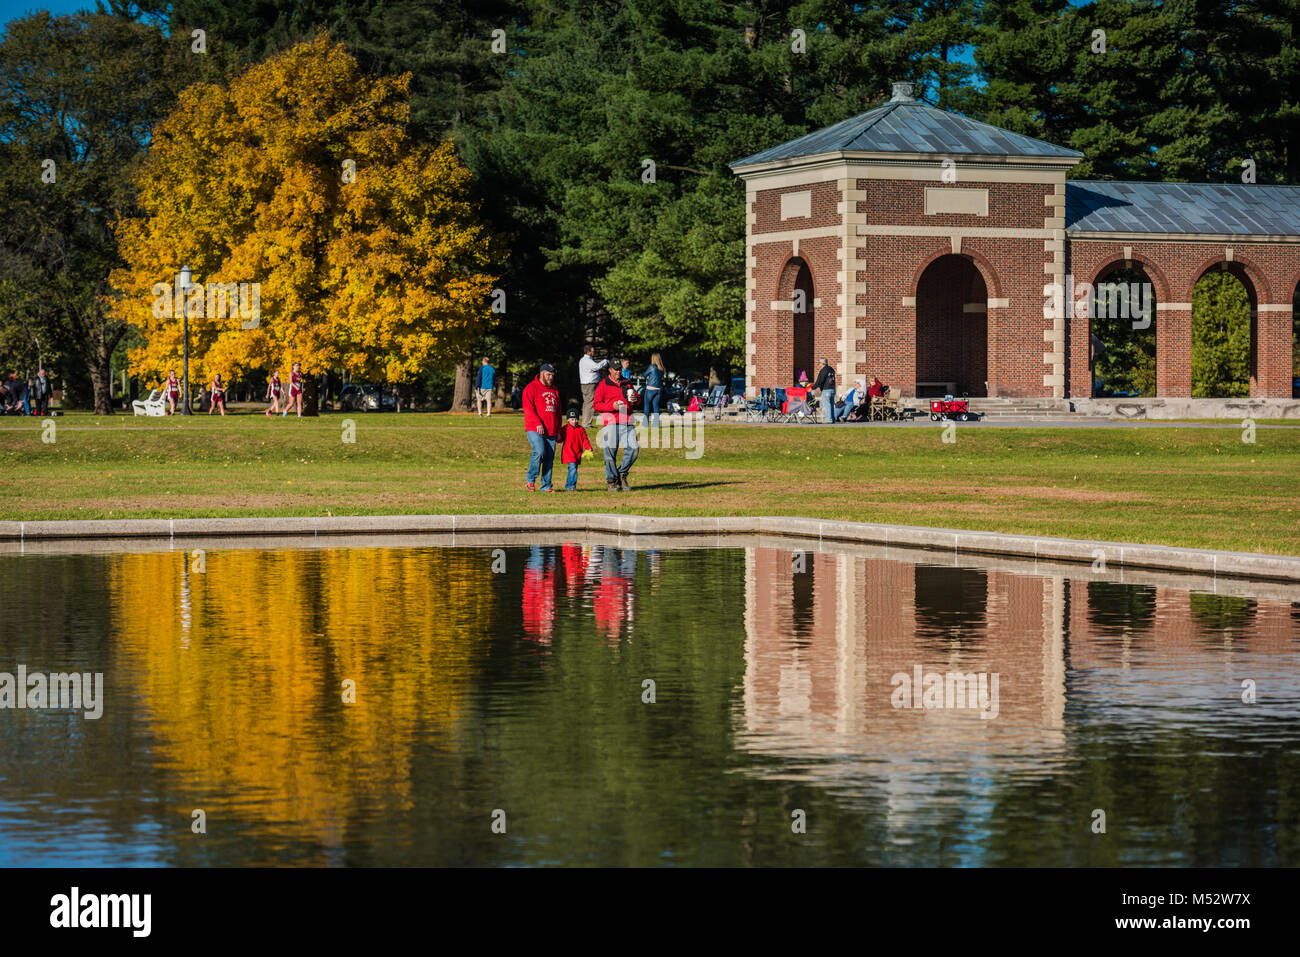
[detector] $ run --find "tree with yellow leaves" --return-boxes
[111,31,502,413]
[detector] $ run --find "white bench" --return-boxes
[132,389,166,416]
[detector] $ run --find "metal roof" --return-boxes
[731,98,1084,167]
[1066,181,1300,236]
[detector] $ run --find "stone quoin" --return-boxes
[731,81,1300,400]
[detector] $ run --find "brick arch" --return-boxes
[1188,257,1269,396]
[775,255,809,300]
[909,248,1003,301]
[915,253,990,397]
[1088,256,1173,304]
[774,255,816,385]
[1190,254,1270,305]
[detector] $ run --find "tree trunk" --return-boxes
[450,355,474,412]
[302,375,319,416]
[494,377,508,411]
[88,339,114,415]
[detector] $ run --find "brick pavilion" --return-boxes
[730,82,1300,400]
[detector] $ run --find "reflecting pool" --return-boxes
[1,540,1298,866]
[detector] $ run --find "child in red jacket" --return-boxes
[559,408,594,491]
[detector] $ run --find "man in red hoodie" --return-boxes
[593,361,639,491]
[522,362,561,491]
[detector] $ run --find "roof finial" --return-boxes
[890,81,915,103]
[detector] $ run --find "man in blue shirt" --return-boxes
[475,357,496,417]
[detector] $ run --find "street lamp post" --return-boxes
[179,265,193,415]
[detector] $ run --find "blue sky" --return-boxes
[1,0,90,17]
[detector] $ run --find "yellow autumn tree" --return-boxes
[110,31,501,410]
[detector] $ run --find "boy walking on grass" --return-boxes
[558,408,593,491]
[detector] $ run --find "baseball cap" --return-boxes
[539,362,555,373]
[566,408,579,419]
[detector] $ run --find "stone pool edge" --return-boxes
[1,513,1298,584]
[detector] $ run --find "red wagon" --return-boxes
[930,398,978,422]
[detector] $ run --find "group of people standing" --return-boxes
[0,370,53,415]
[524,349,650,493]
[579,345,666,428]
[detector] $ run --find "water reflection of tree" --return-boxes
[1188,593,1255,635]
[107,547,491,850]
[1086,581,1157,635]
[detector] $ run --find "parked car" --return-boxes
[339,383,396,412]
[1293,376,1300,398]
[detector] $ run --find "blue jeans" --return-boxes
[565,462,579,490]
[600,422,638,484]
[646,387,661,428]
[526,431,556,489]
[822,388,836,423]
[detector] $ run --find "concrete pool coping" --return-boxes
[2,512,1298,586]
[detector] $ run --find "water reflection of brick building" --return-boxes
[741,547,1299,755]
[1066,580,1300,665]
[742,547,1068,749]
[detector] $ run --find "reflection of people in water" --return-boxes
[521,545,556,646]
[593,547,637,645]
[561,543,589,598]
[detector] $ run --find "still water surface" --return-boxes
[1,543,1298,866]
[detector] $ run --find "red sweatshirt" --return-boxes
[559,422,593,464]
[593,375,633,425]
[522,376,560,436]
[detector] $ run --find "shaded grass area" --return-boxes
[2,411,1298,554]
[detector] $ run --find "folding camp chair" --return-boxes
[705,384,728,420]
[743,388,773,422]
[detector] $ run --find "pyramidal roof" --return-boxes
[732,83,1083,168]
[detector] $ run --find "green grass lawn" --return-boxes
[2,410,1297,555]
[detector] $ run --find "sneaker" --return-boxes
[525,482,536,492]
[607,482,621,493]
[619,473,631,491]
[541,487,555,493]
[477,412,482,417]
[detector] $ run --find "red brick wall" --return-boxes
[751,234,842,388]
[751,181,842,234]
[859,180,1049,229]
[851,179,1056,397]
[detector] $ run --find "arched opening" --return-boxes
[777,256,815,386]
[1091,264,1157,397]
[915,254,987,397]
[1191,264,1255,398]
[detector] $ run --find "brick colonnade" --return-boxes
[1067,241,1299,398]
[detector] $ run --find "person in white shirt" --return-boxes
[578,344,609,427]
